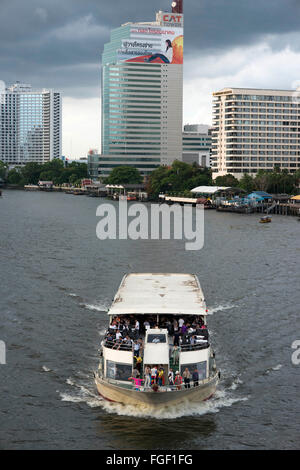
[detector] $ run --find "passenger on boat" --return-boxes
[128,376,143,390]
[151,365,157,384]
[144,366,151,388]
[174,371,183,390]
[190,335,196,345]
[133,340,140,355]
[134,355,142,373]
[183,368,191,388]
[112,330,123,349]
[137,337,144,354]
[158,367,165,386]
[168,368,174,385]
[171,344,180,363]
[174,331,180,346]
[123,335,133,347]
[132,368,140,378]
[192,368,199,387]
[200,325,209,340]
[181,323,188,335]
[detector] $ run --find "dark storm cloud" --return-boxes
[1,0,300,97]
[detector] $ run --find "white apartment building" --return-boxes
[211,87,300,179]
[0,82,61,165]
[99,4,184,177]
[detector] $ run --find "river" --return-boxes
[0,190,299,449]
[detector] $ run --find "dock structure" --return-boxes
[255,202,300,216]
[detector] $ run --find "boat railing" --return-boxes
[180,341,209,352]
[99,372,219,393]
[103,339,133,351]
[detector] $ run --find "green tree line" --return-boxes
[0,159,88,186]
[97,162,300,199]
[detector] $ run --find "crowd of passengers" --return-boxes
[129,364,200,390]
[104,314,209,352]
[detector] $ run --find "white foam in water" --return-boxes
[80,303,109,312]
[229,377,243,391]
[266,364,283,374]
[60,380,104,408]
[208,304,234,314]
[62,376,248,419]
[98,389,249,419]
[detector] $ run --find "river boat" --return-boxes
[259,216,272,223]
[94,273,219,407]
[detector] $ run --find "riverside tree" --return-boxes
[104,166,142,184]
[147,161,212,199]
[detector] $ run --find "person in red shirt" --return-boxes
[174,371,183,390]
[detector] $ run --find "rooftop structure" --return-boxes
[107,273,208,316]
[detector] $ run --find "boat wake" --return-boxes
[99,388,249,419]
[265,364,282,374]
[80,302,109,312]
[59,378,103,408]
[208,304,235,314]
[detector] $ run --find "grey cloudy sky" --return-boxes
[1,0,300,157]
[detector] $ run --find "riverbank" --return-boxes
[2,186,300,217]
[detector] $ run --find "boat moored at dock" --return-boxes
[94,273,219,407]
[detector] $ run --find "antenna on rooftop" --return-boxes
[171,0,183,13]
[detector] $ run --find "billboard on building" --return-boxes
[117,14,183,65]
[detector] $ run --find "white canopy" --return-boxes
[108,273,208,316]
[190,186,230,194]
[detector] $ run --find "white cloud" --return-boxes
[183,40,300,126]
[62,96,101,159]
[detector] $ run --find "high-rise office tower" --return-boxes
[99,1,184,177]
[182,124,212,167]
[212,87,300,178]
[0,82,61,165]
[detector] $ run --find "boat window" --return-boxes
[147,334,166,343]
[180,361,207,380]
[106,360,132,381]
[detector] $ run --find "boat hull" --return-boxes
[95,373,219,407]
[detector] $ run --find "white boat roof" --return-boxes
[108,273,208,316]
[190,186,230,194]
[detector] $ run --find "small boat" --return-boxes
[94,273,220,408]
[259,216,272,223]
[126,193,137,201]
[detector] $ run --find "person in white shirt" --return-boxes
[116,330,122,341]
[144,366,151,388]
[145,39,173,64]
[178,318,184,328]
[151,366,157,384]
